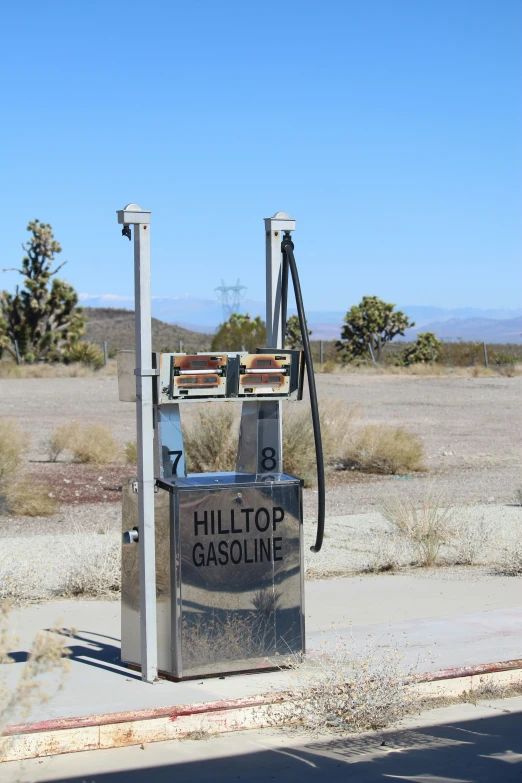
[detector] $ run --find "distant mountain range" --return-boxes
[79,294,522,343]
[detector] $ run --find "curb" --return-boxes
[2,659,521,763]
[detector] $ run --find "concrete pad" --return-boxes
[3,573,522,728]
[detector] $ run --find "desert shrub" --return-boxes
[272,635,415,734]
[124,440,138,464]
[338,424,424,474]
[283,407,316,485]
[489,350,518,366]
[494,539,522,577]
[65,341,104,370]
[317,360,338,373]
[0,361,109,379]
[0,601,70,736]
[362,531,413,573]
[184,406,238,473]
[0,556,43,601]
[48,421,120,464]
[382,491,456,566]
[62,529,120,596]
[283,402,360,486]
[0,360,22,378]
[0,420,26,488]
[399,332,441,366]
[4,482,58,517]
[451,514,496,566]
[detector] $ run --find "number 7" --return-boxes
[168,450,183,476]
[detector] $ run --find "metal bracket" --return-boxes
[134,368,160,376]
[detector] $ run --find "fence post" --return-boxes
[483,342,489,369]
[103,340,108,366]
[319,340,324,364]
[430,344,435,362]
[13,340,21,365]
[368,342,377,366]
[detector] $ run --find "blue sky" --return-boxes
[1,0,520,313]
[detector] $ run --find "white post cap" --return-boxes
[117,203,151,225]
[264,211,295,232]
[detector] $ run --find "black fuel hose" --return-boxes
[281,232,325,553]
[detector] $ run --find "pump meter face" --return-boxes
[238,351,302,399]
[153,349,303,403]
[156,353,228,401]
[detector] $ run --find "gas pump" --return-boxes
[117,206,325,681]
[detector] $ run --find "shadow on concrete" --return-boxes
[45,706,522,782]
[7,630,141,681]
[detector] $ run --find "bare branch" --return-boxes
[50,261,67,276]
[1,268,23,273]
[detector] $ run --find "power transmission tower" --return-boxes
[215,278,247,320]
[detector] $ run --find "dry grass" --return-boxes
[183,406,238,473]
[338,424,425,475]
[124,440,138,465]
[48,421,120,464]
[4,482,58,517]
[0,421,56,516]
[0,359,117,379]
[362,531,414,573]
[62,527,120,596]
[382,489,457,566]
[452,513,497,566]
[284,401,360,485]
[0,556,43,601]
[317,363,521,378]
[270,634,416,734]
[0,420,25,487]
[494,538,522,577]
[0,601,70,736]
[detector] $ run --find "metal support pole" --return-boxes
[483,342,489,369]
[236,212,295,475]
[13,340,20,365]
[368,342,377,366]
[320,340,324,365]
[264,213,296,470]
[103,340,108,366]
[117,203,157,684]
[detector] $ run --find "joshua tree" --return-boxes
[285,314,312,349]
[211,313,266,353]
[337,296,413,362]
[0,220,85,362]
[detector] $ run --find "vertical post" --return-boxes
[236,212,295,476]
[430,344,435,362]
[265,213,296,470]
[103,340,108,366]
[117,204,157,684]
[320,340,324,365]
[13,340,21,365]
[483,342,489,368]
[179,339,183,353]
[368,342,377,366]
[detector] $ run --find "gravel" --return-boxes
[1,504,520,601]
[1,372,521,598]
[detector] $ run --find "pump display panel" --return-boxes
[237,351,303,399]
[151,350,303,403]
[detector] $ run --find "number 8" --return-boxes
[261,446,277,471]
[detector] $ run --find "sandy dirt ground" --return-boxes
[1,373,520,516]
